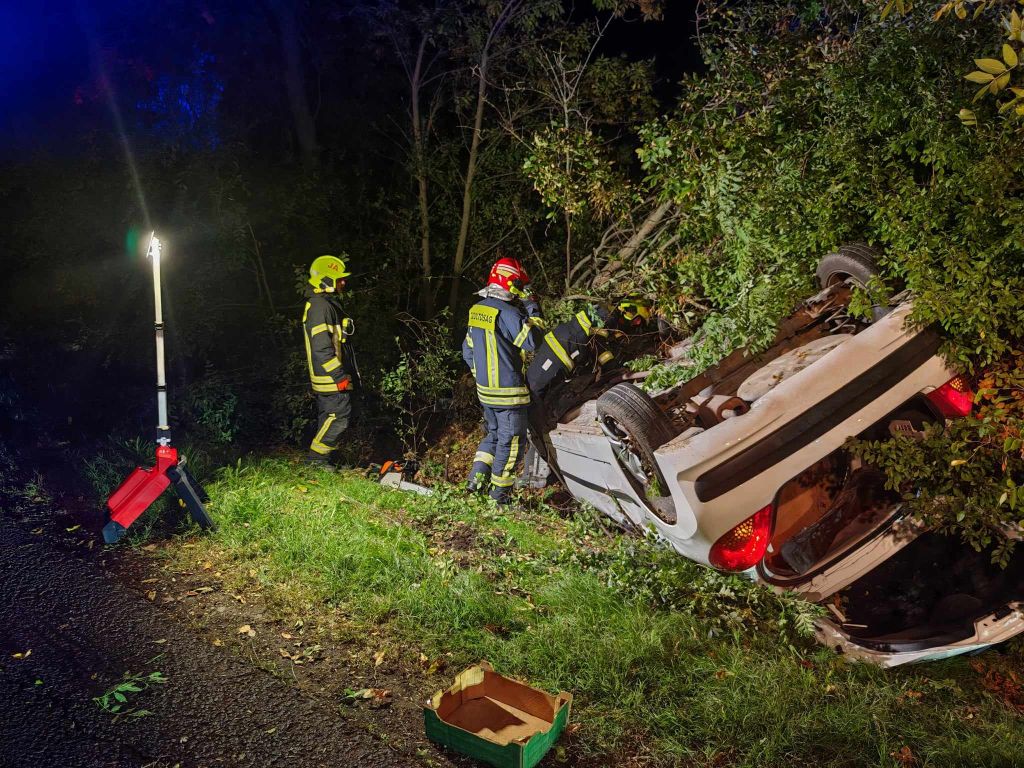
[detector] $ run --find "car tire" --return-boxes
[596,384,677,520]
[815,243,881,289]
[815,243,889,321]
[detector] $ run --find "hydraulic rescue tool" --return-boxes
[103,233,213,544]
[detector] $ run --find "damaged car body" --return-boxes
[535,245,1024,667]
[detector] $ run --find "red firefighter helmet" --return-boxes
[487,257,529,292]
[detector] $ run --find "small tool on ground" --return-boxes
[103,233,213,544]
[376,459,433,496]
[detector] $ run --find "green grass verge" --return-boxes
[160,458,1023,767]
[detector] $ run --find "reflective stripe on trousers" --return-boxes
[309,391,352,454]
[469,404,527,502]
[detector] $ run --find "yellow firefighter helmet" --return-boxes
[308,254,351,291]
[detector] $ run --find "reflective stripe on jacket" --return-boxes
[526,310,594,394]
[303,292,352,394]
[544,311,593,372]
[462,296,538,407]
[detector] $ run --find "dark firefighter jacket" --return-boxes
[303,290,354,394]
[462,296,538,407]
[526,310,596,395]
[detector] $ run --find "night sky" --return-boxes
[0,1,701,154]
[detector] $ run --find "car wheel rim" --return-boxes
[827,271,864,290]
[600,417,650,486]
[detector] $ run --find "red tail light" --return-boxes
[926,375,974,419]
[709,505,774,572]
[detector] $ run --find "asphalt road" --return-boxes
[0,522,421,768]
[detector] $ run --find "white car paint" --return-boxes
[545,301,1024,666]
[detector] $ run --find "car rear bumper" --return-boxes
[815,604,1024,667]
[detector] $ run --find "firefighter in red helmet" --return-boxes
[461,255,542,504]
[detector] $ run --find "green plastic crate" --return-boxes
[423,661,573,768]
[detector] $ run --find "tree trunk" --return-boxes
[270,0,318,168]
[447,0,523,316]
[447,46,489,314]
[591,200,674,290]
[411,35,433,317]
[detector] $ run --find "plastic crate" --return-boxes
[423,661,572,768]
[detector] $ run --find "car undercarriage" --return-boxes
[534,245,1024,666]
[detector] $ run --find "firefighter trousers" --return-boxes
[309,391,352,457]
[467,404,528,502]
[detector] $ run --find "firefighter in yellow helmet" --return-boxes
[302,255,356,468]
[614,297,653,328]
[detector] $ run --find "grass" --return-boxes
[150,458,1023,767]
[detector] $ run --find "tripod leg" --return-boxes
[166,463,214,530]
[180,462,210,503]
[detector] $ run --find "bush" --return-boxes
[377,312,463,455]
[851,350,1024,566]
[620,3,1023,388]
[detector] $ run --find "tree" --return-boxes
[447,0,562,313]
[387,3,449,317]
[266,0,319,167]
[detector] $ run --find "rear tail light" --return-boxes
[926,375,975,419]
[709,505,774,572]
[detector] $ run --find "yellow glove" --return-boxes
[526,316,548,331]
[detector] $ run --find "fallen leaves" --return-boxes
[237,624,256,638]
[11,650,32,660]
[373,649,386,667]
[418,653,445,676]
[342,687,392,708]
[891,745,917,767]
[145,590,157,602]
[971,659,1024,713]
[181,586,215,598]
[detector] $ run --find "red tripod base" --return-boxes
[103,445,212,544]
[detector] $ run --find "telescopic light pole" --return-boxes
[101,231,213,544]
[148,232,171,446]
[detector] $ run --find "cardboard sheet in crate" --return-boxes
[424,661,572,768]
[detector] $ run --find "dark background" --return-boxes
[0,1,699,460]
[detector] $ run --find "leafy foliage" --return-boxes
[556,506,825,647]
[852,352,1024,566]
[378,313,463,454]
[93,670,167,719]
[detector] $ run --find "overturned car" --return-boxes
[536,245,1024,666]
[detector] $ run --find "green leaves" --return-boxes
[93,670,168,719]
[880,0,912,22]
[951,7,1023,116]
[524,124,635,218]
[1008,9,1023,42]
[958,107,978,125]
[851,352,1024,566]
